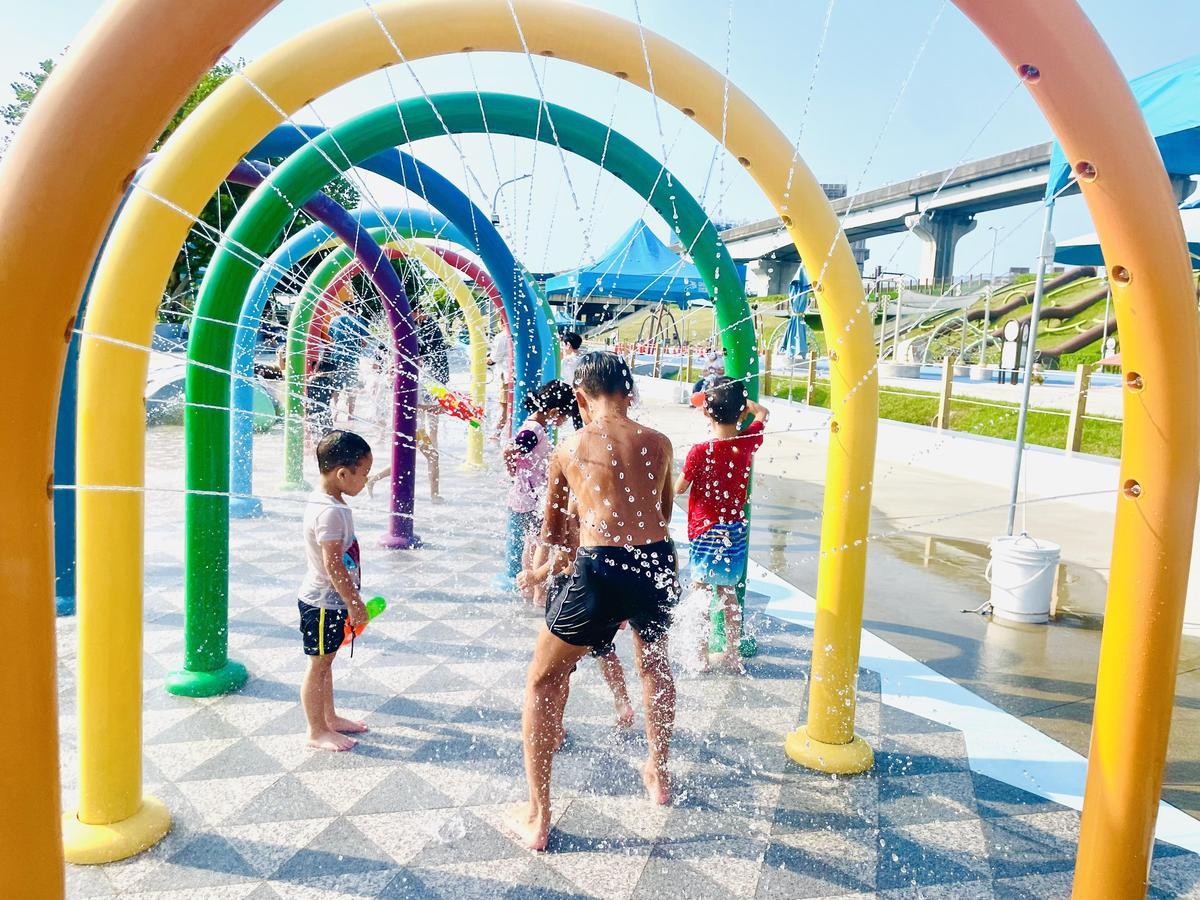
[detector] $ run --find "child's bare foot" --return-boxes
[614,700,635,729]
[308,730,357,752]
[328,715,369,734]
[502,802,550,851]
[642,762,671,805]
[431,494,445,504]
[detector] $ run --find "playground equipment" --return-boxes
[229,207,463,519]
[167,160,417,700]
[2,4,1192,900]
[250,126,555,391]
[286,234,489,469]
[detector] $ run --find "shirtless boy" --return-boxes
[505,351,680,851]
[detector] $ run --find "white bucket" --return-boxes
[985,534,1061,624]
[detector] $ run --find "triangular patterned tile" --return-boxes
[233,773,339,824]
[355,664,438,695]
[294,764,394,815]
[542,848,651,900]
[143,706,203,741]
[403,665,482,694]
[122,885,261,900]
[242,884,287,900]
[248,733,323,773]
[144,738,239,782]
[404,761,491,806]
[271,817,395,880]
[221,816,333,877]
[442,618,502,641]
[582,795,673,842]
[684,840,767,898]
[175,773,282,826]
[148,707,243,744]
[211,700,300,738]
[131,832,258,891]
[411,856,536,894]
[346,808,457,866]
[345,764,455,815]
[269,869,399,900]
[182,739,292,782]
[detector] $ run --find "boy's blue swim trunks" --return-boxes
[688,520,749,587]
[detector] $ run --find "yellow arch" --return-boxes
[72,0,876,864]
[954,3,1200,895]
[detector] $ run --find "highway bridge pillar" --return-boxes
[746,257,800,297]
[905,209,977,287]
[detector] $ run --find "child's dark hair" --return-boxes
[523,379,581,427]
[703,376,748,425]
[561,331,583,351]
[316,429,372,473]
[574,350,633,398]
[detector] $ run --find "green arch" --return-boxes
[184,91,754,696]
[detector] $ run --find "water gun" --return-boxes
[344,595,387,642]
[427,382,484,428]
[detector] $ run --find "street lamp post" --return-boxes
[490,172,534,226]
[982,226,1000,363]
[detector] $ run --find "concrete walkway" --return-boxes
[55,411,1200,897]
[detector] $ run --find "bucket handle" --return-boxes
[984,558,1059,591]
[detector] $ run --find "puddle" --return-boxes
[874,532,1109,630]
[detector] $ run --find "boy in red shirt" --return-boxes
[675,377,769,673]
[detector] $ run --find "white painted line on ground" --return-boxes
[746,559,1200,854]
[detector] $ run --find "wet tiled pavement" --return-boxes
[55,424,1200,898]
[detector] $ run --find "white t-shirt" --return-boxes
[559,351,580,386]
[490,330,512,383]
[298,491,360,610]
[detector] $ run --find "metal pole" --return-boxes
[1006,201,1055,535]
[982,290,992,364]
[891,291,904,361]
[1100,286,1111,357]
[988,226,999,284]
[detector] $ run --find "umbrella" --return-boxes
[1055,205,1200,269]
[780,266,812,354]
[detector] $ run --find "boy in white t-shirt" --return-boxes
[298,429,373,752]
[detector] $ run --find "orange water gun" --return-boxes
[427,383,484,428]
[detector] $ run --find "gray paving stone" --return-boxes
[271,817,395,880]
[58,425,1200,898]
[758,827,879,898]
[878,770,979,827]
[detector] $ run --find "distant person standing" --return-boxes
[414,306,450,503]
[559,331,583,386]
[488,326,513,440]
[325,309,370,421]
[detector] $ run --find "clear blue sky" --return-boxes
[2,0,1196,281]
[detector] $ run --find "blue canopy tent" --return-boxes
[546,220,738,308]
[1052,55,1200,270]
[1056,204,1200,269]
[1008,54,1200,536]
[779,265,812,356]
[1046,53,1200,199]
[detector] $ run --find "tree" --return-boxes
[3,54,362,321]
[1,58,55,126]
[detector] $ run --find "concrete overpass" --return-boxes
[718,142,1057,293]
